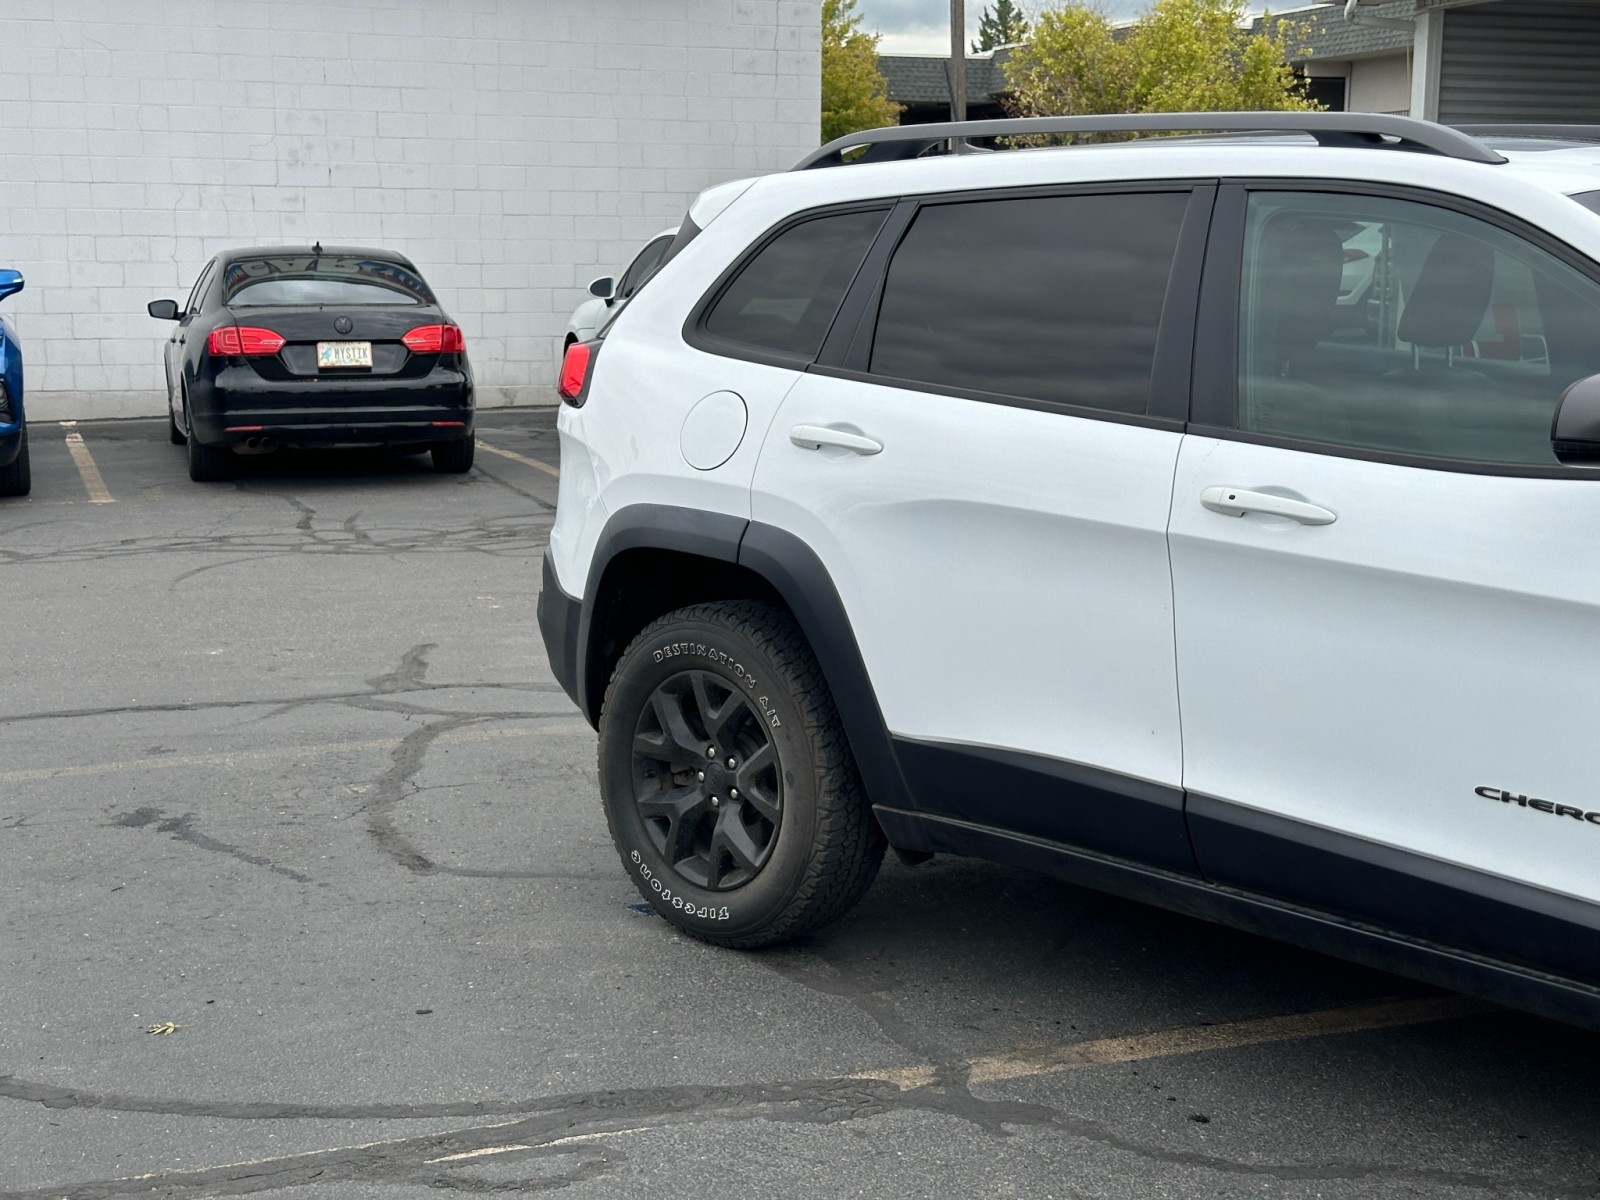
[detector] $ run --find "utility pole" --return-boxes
[950,0,966,123]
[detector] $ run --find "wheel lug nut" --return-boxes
[697,771,705,782]
[726,757,736,769]
[706,746,716,758]
[730,788,740,800]
[710,795,720,808]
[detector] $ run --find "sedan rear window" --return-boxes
[223,255,433,306]
[1573,191,1600,217]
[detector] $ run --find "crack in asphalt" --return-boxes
[1,1065,1591,1198]
[0,680,566,727]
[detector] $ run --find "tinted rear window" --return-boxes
[702,208,887,359]
[868,192,1188,415]
[223,255,434,306]
[1573,191,1600,217]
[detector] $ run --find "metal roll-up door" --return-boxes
[1439,1,1600,124]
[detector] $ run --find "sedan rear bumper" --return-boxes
[190,371,473,448]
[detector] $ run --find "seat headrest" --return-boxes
[1397,233,1494,350]
[1255,217,1344,358]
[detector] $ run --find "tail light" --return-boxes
[208,326,285,356]
[558,342,593,405]
[402,324,465,354]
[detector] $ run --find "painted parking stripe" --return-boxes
[857,994,1495,1091]
[477,438,560,478]
[61,422,114,503]
[0,720,591,786]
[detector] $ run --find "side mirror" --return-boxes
[587,276,616,303]
[147,298,180,320]
[1552,373,1600,464]
[0,269,23,302]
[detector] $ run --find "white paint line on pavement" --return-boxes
[478,438,560,478]
[857,994,1496,1091]
[426,1143,533,1164]
[63,428,114,503]
[0,720,592,786]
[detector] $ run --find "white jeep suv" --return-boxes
[539,114,1600,1029]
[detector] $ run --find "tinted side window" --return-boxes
[618,236,673,301]
[703,209,887,359]
[868,192,1189,414]
[185,260,217,315]
[1239,191,1600,466]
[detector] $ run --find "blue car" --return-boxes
[0,268,27,497]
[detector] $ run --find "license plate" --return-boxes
[317,341,372,369]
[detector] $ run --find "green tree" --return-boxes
[821,0,901,143]
[1005,0,1315,135]
[973,0,1032,52]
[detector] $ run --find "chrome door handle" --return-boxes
[1200,486,1336,526]
[789,424,882,455]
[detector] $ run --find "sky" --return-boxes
[858,0,1155,54]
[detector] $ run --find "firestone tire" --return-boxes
[599,600,885,948]
[0,425,30,496]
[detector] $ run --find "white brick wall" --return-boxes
[0,0,821,419]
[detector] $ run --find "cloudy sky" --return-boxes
[859,1,1154,54]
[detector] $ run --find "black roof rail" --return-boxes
[1453,124,1600,143]
[793,112,1508,170]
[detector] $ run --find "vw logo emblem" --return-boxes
[334,316,353,334]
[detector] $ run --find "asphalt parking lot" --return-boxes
[3,409,1599,1199]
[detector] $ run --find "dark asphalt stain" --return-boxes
[109,807,316,886]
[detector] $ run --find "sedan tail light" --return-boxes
[401,324,465,354]
[208,326,285,356]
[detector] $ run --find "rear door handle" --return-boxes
[1200,486,1336,526]
[789,424,882,456]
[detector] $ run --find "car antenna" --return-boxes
[311,240,323,266]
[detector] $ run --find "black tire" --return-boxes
[0,425,30,497]
[431,436,474,473]
[599,600,885,948]
[185,404,231,482]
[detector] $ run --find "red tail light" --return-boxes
[401,324,465,354]
[208,326,285,356]
[558,342,592,403]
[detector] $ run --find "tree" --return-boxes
[821,0,901,143]
[1004,0,1316,134]
[974,1,1032,53]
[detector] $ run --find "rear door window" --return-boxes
[867,191,1190,414]
[702,208,888,360]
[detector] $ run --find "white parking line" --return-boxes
[478,439,559,478]
[61,422,114,503]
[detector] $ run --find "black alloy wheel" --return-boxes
[631,669,783,890]
[599,600,885,948]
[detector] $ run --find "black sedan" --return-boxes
[148,245,474,481]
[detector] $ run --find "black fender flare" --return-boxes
[573,504,914,814]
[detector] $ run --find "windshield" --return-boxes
[224,255,433,306]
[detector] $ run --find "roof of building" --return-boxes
[878,49,1013,106]
[1263,2,1416,60]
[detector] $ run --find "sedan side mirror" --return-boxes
[1552,373,1600,464]
[147,298,180,320]
[587,276,616,303]
[0,269,23,302]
